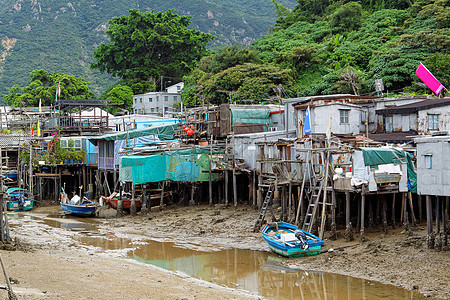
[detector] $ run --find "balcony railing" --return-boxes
[98,157,115,170]
[45,116,110,131]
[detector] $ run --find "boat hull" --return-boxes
[262,222,324,258]
[104,198,142,210]
[61,202,97,215]
[7,201,34,211]
[6,187,33,211]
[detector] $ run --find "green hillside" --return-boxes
[184,0,449,104]
[0,0,296,103]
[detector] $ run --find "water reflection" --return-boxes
[130,241,427,300]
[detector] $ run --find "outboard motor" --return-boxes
[18,194,25,210]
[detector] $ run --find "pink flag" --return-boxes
[415,63,444,95]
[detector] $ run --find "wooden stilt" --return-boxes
[357,193,361,230]
[294,168,307,226]
[345,191,353,242]
[360,190,366,242]
[190,182,195,206]
[252,170,257,209]
[400,193,405,224]
[233,168,237,208]
[368,197,373,230]
[330,183,337,240]
[382,197,387,234]
[142,185,147,208]
[418,195,423,222]
[436,196,440,234]
[402,193,409,231]
[130,182,136,216]
[345,192,351,226]
[288,182,292,222]
[392,193,396,229]
[117,183,123,217]
[444,197,448,247]
[426,195,434,249]
[160,181,165,211]
[408,192,417,226]
[225,170,229,207]
[257,172,262,209]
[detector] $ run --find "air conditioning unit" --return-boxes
[431,131,448,136]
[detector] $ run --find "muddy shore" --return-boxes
[1,204,449,299]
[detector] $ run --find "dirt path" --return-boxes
[0,204,449,299]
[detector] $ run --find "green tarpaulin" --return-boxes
[358,147,417,193]
[119,148,223,185]
[89,124,177,144]
[231,108,270,131]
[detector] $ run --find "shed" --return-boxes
[89,124,177,170]
[414,135,450,196]
[119,148,222,185]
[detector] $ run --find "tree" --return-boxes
[198,63,294,104]
[330,2,364,34]
[106,84,134,114]
[91,9,214,90]
[201,45,261,74]
[4,70,94,107]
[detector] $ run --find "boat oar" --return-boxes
[0,252,17,300]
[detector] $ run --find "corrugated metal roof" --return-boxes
[376,98,450,115]
[88,124,177,144]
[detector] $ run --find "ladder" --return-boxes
[302,151,333,238]
[253,184,274,232]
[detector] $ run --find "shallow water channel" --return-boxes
[38,215,427,299]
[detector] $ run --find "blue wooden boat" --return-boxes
[262,222,324,258]
[60,187,98,216]
[6,187,34,211]
[60,200,99,216]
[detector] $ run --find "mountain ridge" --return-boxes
[0,0,296,103]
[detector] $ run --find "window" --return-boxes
[149,98,153,102]
[151,108,155,112]
[339,110,349,124]
[173,96,178,102]
[139,98,142,103]
[61,139,81,149]
[177,85,181,92]
[428,114,439,130]
[385,115,393,132]
[164,96,169,101]
[156,96,159,102]
[156,107,159,112]
[425,155,432,169]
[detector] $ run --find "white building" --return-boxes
[375,98,450,134]
[294,102,363,136]
[132,82,184,115]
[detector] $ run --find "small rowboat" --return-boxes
[262,222,324,258]
[101,192,169,210]
[60,186,99,216]
[103,197,142,210]
[6,187,34,211]
[61,200,99,216]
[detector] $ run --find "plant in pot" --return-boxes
[73,149,86,163]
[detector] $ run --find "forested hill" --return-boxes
[0,0,296,102]
[184,0,449,104]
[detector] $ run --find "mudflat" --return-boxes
[0,204,448,299]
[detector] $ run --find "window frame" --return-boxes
[339,109,349,124]
[428,114,439,131]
